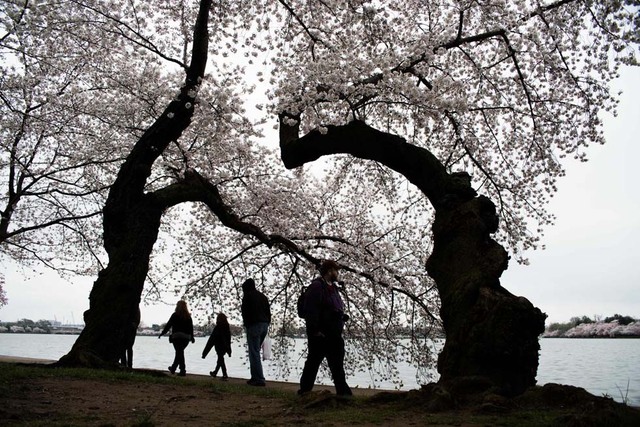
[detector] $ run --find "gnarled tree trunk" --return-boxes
[58,201,163,367]
[279,119,546,396]
[57,0,213,368]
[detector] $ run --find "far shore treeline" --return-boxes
[544,314,640,338]
[2,314,639,338]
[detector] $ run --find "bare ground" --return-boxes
[1,357,639,426]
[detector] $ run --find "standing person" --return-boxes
[120,307,140,369]
[202,312,232,380]
[158,300,195,377]
[241,278,271,386]
[298,260,352,396]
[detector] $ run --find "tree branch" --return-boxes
[278,119,476,207]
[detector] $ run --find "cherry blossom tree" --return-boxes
[2,0,637,397]
[0,0,177,272]
[273,0,638,394]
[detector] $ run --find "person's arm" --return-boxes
[202,329,215,358]
[225,328,232,356]
[241,296,249,326]
[158,315,173,337]
[304,280,324,336]
[266,294,272,323]
[259,293,271,324]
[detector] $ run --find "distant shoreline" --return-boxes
[2,330,639,339]
[542,335,640,339]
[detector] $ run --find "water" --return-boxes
[536,338,639,405]
[1,334,638,406]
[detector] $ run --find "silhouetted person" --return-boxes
[202,312,232,380]
[159,300,195,376]
[298,260,352,396]
[241,278,270,386]
[120,307,140,368]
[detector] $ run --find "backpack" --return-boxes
[296,286,309,319]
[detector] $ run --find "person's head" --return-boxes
[242,278,256,293]
[319,260,340,282]
[175,300,190,318]
[216,312,228,326]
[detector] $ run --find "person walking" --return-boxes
[159,300,195,377]
[202,312,232,380]
[298,260,352,396]
[241,278,271,386]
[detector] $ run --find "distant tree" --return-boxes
[546,322,572,335]
[16,318,34,329]
[35,319,52,333]
[604,314,636,326]
[570,316,594,327]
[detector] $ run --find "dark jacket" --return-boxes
[241,289,271,326]
[303,277,346,337]
[202,323,232,358]
[160,313,194,341]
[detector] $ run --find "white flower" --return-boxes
[167,112,175,118]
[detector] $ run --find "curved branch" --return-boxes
[278,118,476,207]
[153,168,437,318]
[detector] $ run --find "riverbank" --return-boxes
[1,356,639,426]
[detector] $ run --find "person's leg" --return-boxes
[299,334,326,394]
[174,340,188,375]
[220,354,228,378]
[259,322,268,345]
[126,347,133,369]
[325,335,351,395]
[213,353,224,376]
[246,323,266,384]
[170,341,179,372]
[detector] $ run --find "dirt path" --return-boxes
[3,356,639,427]
[0,356,403,426]
[0,355,387,397]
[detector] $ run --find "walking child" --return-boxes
[202,312,232,380]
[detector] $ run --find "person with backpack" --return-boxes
[298,260,352,396]
[202,312,232,380]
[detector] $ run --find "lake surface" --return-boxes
[1,334,638,406]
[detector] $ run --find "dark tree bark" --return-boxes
[279,119,546,396]
[57,0,213,368]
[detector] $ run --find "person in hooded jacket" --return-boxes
[202,312,232,380]
[298,260,352,396]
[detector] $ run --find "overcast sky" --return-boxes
[1,67,638,327]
